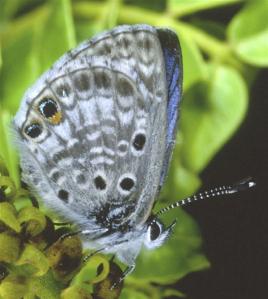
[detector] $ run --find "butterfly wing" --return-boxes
[156,28,183,188]
[14,25,180,235]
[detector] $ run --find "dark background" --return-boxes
[173,5,268,299]
[175,44,268,299]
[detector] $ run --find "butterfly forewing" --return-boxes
[156,28,183,187]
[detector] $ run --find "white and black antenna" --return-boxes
[156,177,256,216]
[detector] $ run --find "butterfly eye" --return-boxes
[149,220,162,241]
[38,98,61,124]
[24,123,42,138]
[133,133,146,151]
[145,219,174,250]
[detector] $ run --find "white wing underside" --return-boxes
[14,25,168,236]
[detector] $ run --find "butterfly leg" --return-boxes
[53,222,71,226]
[83,247,105,262]
[57,227,99,242]
[110,264,136,290]
[58,230,82,242]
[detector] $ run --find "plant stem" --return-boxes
[167,0,244,17]
[0,5,49,46]
[61,0,76,48]
[73,2,241,68]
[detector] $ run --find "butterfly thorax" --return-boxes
[91,201,136,232]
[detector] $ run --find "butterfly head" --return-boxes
[143,216,177,250]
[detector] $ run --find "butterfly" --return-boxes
[13,24,255,285]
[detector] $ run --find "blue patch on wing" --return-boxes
[157,28,183,188]
[165,47,182,144]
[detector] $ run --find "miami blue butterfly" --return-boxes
[14,24,255,285]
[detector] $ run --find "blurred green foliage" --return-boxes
[0,0,267,298]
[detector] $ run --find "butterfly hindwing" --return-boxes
[14,25,173,233]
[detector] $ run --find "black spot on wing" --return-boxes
[58,189,69,202]
[24,123,42,138]
[94,176,106,190]
[133,133,146,151]
[120,177,135,191]
[38,98,58,119]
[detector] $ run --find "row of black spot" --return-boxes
[57,175,136,203]
[94,175,135,191]
[25,105,146,156]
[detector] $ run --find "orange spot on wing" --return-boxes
[50,111,62,125]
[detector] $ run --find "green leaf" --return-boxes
[73,254,109,286]
[61,285,92,299]
[0,202,20,232]
[0,6,49,112]
[163,288,185,298]
[47,235,82,282]
[36,0,76,71]
[92,261,124,299]
[0,0,20,22]
[0,45,2,70]
[104,0,121,29]
[0,274,29,299]
[179,32,207,91]
[132,208,209,283]
[161,153,201,203]
[168,0,241,17]
[75,20,103,44]
[0,111,19,185]
[0,232,21,263]
[189,18,226,40]
[121,288,148,299]
[16,244,50,276]
[0,0,76,114]
[228,1,268,66]
[180,64,248,172]
[27,270,63,299]
[0,0,42,22]
[0,176,16,199]
[18,206,47,237]
[0,28,40,113]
